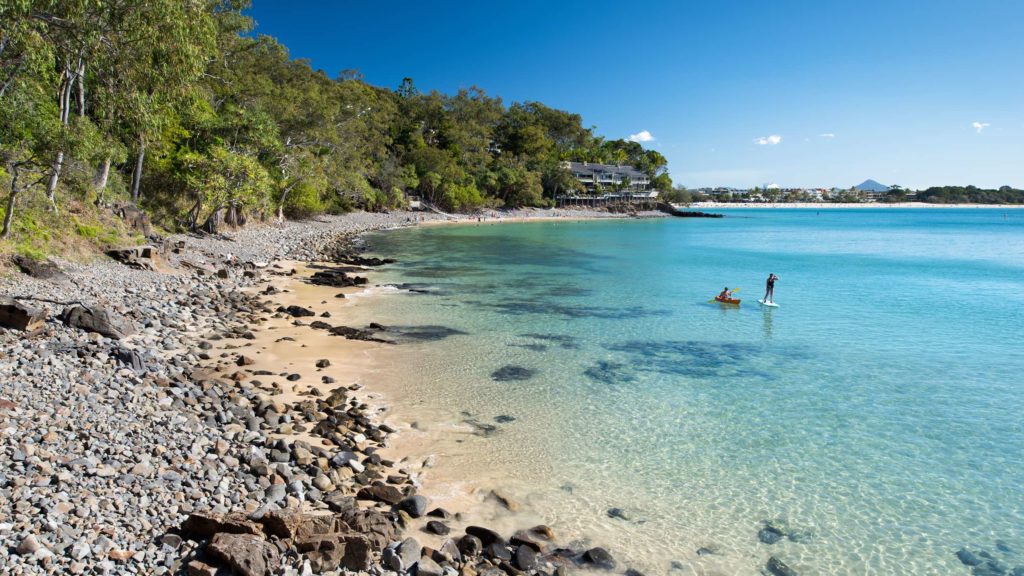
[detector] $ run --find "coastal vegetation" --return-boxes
[0,0,669,260]
[668,184,1024,204]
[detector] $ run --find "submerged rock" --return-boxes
[766,556,797,576]
[582,547,616,570]
[491,365,538,382]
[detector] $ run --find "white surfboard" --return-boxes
[758,300,780,307]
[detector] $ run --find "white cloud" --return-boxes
[754,135,782,145]
[819,133,836,139]
[628,130,654,142]
[972,121,990,133]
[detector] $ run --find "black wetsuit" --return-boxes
[764,275,777,302]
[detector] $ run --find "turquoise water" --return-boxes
[359,210,1024,575]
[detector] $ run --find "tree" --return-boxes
[182,145,271,232]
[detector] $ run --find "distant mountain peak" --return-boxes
[854,179,889,192]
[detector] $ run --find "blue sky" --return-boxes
[248,1,1024,189]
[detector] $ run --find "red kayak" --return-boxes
[713,296,741,306]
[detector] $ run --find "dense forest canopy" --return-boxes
[0,0,670,250]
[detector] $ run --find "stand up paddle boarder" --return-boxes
[763,273,779,304]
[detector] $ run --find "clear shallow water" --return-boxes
[358,210,1024,575]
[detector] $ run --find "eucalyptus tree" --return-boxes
[0,0,58,236]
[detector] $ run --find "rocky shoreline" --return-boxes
[0,209,652,576]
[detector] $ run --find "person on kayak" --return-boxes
[763,273,779,303]
[717,287,733,301]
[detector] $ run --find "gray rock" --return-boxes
[416,555,444,576]
[397,537,421,568]
[59,304,134,339]
[399,495,429,518]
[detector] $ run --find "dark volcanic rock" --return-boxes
[398,495,428,518]
[381,324,467,343]
[425,520,450,536]
[956,549,983,566]
[766,556,797,576]
[491,365,538,382]
[13,255,66,280]
[582,547,616,570]
[283,305,315,317]
[466,526,504,547]
[485,541,511,561]
[309,268,369,288]
[59,304,134,339]
[514,545,538,570]
[759,526,785,545]
[607,507,630,521]
[458,534,483,557]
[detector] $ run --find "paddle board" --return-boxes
[758,300,779,307]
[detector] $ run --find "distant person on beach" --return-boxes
[763,273,779,303]
[717,287,733,301]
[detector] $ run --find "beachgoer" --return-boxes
[717,287,733,301]
[763,273,779,303]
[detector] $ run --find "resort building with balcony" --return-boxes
[562,161,651,193]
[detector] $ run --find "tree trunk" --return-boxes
[2,168,20,239]
[45,66,75,210]
[45,149,64,211]
[95,157,111,204]
[76,58,86,117]
[276,181,298,223]
[130,139,145,203]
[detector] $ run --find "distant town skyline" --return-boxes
[248,0,1024,189]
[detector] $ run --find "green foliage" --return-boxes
[283,181,323,219]
[3,0,681,253]
[183,145,272,221]
[916,185,1024,204]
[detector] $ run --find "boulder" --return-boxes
[0,298,45,332]
[399,495,429,518]
[283,305,315,317]
[416,555,444,576]
[113,203,152,236]
[207,533,279,576]
[309,269,368,288]
[466,526,504,547]
[956,549,983,567]
[514,545,538,571]
[355,484,403,505]
[113,347,145,372]
[458,534,483,557]
[106,245,158,270]
[59,304,134,340]
[582,547,616,570]
[397,537,422,568]
[336,508,399,549]
[180,511,262,539]
[12,255,66,280]
[510,527,552,552]
[425,520,450,536]
[766,556,797,576]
